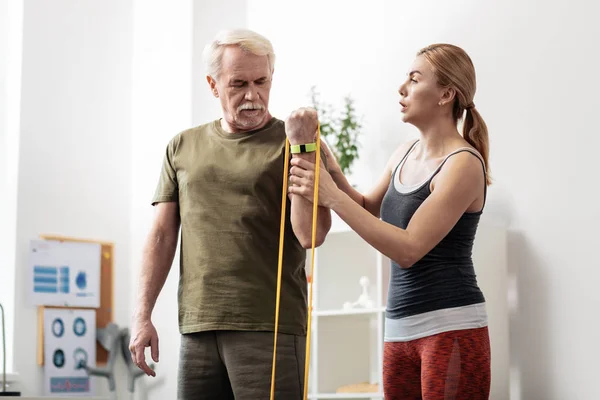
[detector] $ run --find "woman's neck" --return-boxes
[415,117,463,160]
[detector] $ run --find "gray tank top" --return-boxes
[381,140,487,321]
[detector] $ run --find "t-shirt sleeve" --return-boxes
[151,139,179,205]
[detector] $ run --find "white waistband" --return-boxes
[385,302,488,342]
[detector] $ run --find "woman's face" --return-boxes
[398,55,447,126]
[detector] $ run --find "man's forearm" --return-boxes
[134,228,179,319]
[290,151,332,248]
[284,107,332,247]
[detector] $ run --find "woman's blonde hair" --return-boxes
[418,44,491,185]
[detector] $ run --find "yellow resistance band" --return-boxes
[271,123,322,400]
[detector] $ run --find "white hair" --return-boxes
[202,29,275,78]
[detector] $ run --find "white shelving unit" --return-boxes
[305,216,388,400]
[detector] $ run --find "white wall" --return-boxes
[248,0,600,399]
[129,1,192,398]
[13,0,133,397]
[0,0,23,378]
[0,0,12,375]
[0,0,7,182]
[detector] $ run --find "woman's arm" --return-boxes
[289,151,485,268]
[323,140,417,217]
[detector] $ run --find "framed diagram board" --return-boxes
[36,234,114,366]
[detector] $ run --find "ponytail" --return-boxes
[463,107,491,185]
[418,43,490,184]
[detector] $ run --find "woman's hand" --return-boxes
[288,157,342,209]
[319,139,343,177]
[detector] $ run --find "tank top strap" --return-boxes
[429,147,488,210]
[391,139,420,177]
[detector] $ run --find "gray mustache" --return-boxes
[238,103,264,112]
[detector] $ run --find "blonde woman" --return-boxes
[289,44,491,399]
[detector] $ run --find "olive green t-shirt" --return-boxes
[153,117,309,336]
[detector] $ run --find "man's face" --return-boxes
[207,46,273,133]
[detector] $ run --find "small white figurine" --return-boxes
[343,276,374,310]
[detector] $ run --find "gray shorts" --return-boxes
[177,330,306,399]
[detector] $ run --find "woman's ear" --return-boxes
[439,87,456,106]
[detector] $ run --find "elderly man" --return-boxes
[128,28,331,399]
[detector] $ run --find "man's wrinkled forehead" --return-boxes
[220,46,272,80]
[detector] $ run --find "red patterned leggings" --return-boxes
[383,327,491,400]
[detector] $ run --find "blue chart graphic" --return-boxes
[60,267,70,293]
[34,266,70,294]
[53,349,65,368]
[75,271,87,290]
[73,317,86,337]
[52,318,64,338]
[73,348,88,369]
[50,377,90,393]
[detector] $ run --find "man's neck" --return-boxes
[220,113,273,134]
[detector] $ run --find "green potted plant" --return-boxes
[309,86,362,175]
